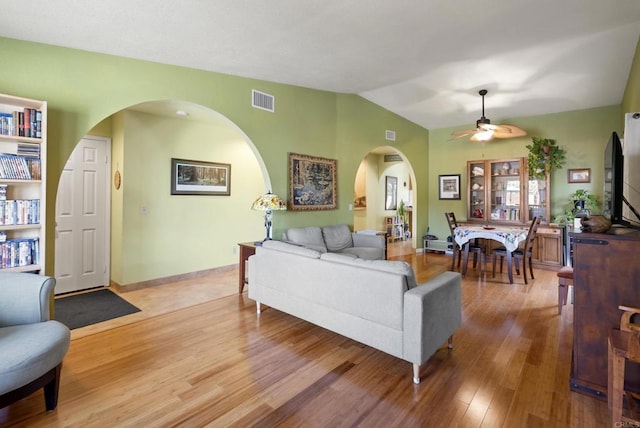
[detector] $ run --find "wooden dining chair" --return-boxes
[445,212,485,275]
[608,305,640,427]
[491,217,541,284]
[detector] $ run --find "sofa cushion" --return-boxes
[319,252,358,263]
[319,254,417,289]
[351,259,417,289]
[339,247,384,260]
[322,224,354,252]
[285,226,327,253]
[261,240,321,258]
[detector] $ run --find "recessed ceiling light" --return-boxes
[175,110,188,116]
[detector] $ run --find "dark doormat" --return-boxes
[54,288,141,330]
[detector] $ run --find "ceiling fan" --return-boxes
[451,89,527,142]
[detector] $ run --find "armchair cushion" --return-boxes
[0,321,70,395]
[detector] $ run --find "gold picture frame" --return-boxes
[288,153,337,210]
[568,168,591,184]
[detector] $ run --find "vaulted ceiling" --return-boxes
[1,0,639,130]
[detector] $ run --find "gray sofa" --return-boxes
[0,272,70,411]
[248,240,462,384]
[282,224,386,260]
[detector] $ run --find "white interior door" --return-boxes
[54,136,110,294]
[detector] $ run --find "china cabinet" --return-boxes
[467,157,550,224]
[466,157,560,269]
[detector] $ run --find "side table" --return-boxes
[238,242,258,293]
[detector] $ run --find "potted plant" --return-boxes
[398,200,409,233]
[554,189,601,224]
[526,137,566,179]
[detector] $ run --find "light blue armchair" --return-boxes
[0,272,70,411]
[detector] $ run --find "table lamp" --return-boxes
[251,191,287,241]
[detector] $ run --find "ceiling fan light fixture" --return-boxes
[450,89,526,142]
[472,130,494,142]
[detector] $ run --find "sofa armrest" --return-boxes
[0,273,57,327]
[402,271,462,365]
[352,232,386,249]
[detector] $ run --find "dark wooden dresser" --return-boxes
[570,226,640,399]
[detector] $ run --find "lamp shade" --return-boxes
[251,192,287,211]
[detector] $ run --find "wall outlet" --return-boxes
[141,205,148,215]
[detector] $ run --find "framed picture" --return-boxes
[439,174,461,200]
[170,158,231,195]
[289,153,337,210]
[385,176,397,210]
[568,168,591,184]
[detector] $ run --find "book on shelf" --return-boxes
[0,108,42,138]
[0,199,40,225]
[0,153,36,180]
[0,237,39,269]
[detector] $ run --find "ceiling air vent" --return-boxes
[385,130,396,141]
[252,89,275,112]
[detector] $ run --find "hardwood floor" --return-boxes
[1,242,610,427]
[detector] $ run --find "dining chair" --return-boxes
[445,212,485,275]
[491,217,541,284]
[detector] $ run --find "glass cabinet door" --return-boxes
[489,159,522,222]
[526,175,550,222]
[468,161,486,221]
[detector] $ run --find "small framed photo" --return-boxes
[568,168,591,184]
[170,158,231,195]
[439,174,461,200]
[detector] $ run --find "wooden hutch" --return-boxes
[466,157,563,269]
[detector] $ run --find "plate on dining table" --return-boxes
[482,226,496,230]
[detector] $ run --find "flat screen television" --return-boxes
[603,131,624,224]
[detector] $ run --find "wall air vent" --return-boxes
[252,89,275,112]
[384,154,402,162]
[385,130,396,141]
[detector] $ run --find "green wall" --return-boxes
[0,37,427,281]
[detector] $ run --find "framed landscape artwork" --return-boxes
[288,153,337,210]
[170,158,231,195]
[568,168,591,183]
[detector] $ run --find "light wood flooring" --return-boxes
[0,241,610,427]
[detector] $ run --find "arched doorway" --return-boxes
[352,146,418,254]
[54,100,271,292]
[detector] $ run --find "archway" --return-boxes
[55,100,271,290]
[352,146,418,252]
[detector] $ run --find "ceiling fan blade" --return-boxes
[450,129,478,139]
[493,125,527,139]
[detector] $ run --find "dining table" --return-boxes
[454,224,529,283]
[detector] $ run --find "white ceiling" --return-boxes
[1,0,639,130]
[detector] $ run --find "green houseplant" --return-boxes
[554,189,601,224]
[526,137,566,179]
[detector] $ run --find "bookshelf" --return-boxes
[0,93,46,273]
[384,215,404,242]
